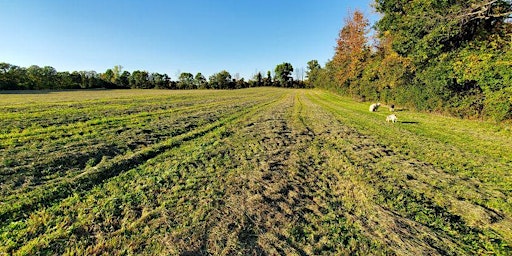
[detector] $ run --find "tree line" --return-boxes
[0,62,307,90]
[308,0,512,121]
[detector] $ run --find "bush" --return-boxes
[484,88,512,121]
[446,88,485,119]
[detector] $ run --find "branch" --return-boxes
[454,0,512,24]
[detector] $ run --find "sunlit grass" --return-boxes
[0,88,510,255]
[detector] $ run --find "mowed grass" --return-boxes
[0,88,511,255]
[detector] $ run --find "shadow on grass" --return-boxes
[0,88,119,94]
[0,90,52,94]
[400,121,420,124]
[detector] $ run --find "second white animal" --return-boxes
[386,114,398,123]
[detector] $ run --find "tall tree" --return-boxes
[194,73,208,89]
[151,72,167,89]
[333,10,370,90]
[102,69,115,84]
[119,71,131,88]
[26,65,43,89]
[251,72,263,87]
[209,70,232,89]
[130,70,151,89]
[178,72,194,89]
[41,66,57,89]
[0,63,17,89]
[112,65,123,84]
[306,60,321,88]
[274,62,294,87]
[264,71,273,87]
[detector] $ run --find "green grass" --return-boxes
[0,88,511,255]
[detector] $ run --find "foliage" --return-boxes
[0,62,308,91]
[249,72,263,88]
[332,10,370,91]
[178,72,195,89]
[208,70,233,89]
[194,73,208,89]
[274,62,294,87]
[305,60,321,88]
[312,1,512,120]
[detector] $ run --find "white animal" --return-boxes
[386,114,398,123]
[369,102,381,112]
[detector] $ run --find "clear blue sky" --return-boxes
[1,0,377,79]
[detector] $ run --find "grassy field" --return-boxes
[1,88,511,255]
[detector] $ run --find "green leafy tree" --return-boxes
[274,62,294,87]
[151,72,168,89]
[178,72,194,89]
[0,63,23,89]
[102,69,115,84]
[234,77,247,89]
[26,65,43,89]
[306,60,321,88]
[263,71,273,87]
[130,70,151,89]
[119,71,131,88]
[67,71,82,89]
[194,73,208,89]
[375,0,512,65]
[209,70,232,89]
[375,0,512,119]
[250,72,263,87]
[112,65,123,84]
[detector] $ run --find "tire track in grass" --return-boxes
[0,95,253,143]
[0,93,284,226]
[0,90,276,143]
[0,90,278,154]
[287,91,392,254]
[84,91,307,255]
[299,92,467,254]
[165,93,302,255]
[304,90,511,254]
[168,90,389,255]
[0,90,279,190]
[0,98,264,196]
[4,91,290,255]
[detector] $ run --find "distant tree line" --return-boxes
[0,62,306,90]
[307,0,512,121]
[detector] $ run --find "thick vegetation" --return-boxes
[1,88,511,255]
[309,0,512,121]
[0,63,305,90]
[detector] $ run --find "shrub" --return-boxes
[484,88,512,121]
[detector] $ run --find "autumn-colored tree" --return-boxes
[333,10,370,91]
